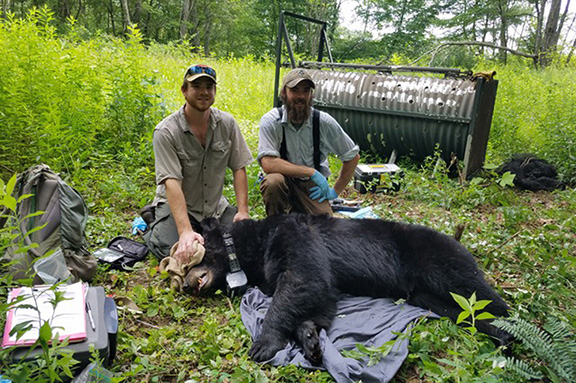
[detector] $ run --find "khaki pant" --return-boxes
[144,202,237,260]
[260,173,333,216]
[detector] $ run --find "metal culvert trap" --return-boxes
[275,12,498,179]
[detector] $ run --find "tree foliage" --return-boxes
[1,0,574,67]
[0,0,341,59]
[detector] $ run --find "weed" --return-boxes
[1,10,576,383]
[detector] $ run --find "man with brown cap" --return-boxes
[257,68,360,216]
[145,64,253,261]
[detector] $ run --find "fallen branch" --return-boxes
[427,41,537,66]
[491,231,522,253]
[135,319,162,329]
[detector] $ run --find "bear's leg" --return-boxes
[248,216,337,363]
[293,305,336,364]
[248,272,336,362]
[294,320,322,364]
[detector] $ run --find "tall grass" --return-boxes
[0,8,275,213]
[1,9,576,383]
[486,59,576,183]
[0,8,574,213]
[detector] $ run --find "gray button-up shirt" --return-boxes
[257,106,359,177]
[153,106,253,222]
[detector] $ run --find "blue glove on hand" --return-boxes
[319,187,338,203]
[309,170,330,201]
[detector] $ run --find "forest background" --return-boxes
[1,0,576,382]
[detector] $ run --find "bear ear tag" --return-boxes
[222,232,248,298]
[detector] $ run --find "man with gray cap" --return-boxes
[145,64,253,262]
[257,68,360,216]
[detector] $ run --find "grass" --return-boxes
[1,10,575,383]
[80,159,576,383]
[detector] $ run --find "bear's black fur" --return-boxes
[184,214,510,363]
[497,154,564,191]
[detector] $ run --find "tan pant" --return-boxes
[144,202,237,260]
[260,173,333,216]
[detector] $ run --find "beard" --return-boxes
[282,93,311,124]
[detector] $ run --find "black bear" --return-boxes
[497,154,564,191]
[184,214,510,363]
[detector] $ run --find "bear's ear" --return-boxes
[201,217,222,237]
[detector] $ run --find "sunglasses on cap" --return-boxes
[185,64,217,80]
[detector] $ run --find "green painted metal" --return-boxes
[307,68,498,177]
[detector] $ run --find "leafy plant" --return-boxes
[450,292,496,336]
[400,316,506,383]
[0,285,83,382]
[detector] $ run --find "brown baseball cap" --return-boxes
[282,68,315,89]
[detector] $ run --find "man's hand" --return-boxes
[174,230,204,264]
[318,188,338,203]
[233,211,250,222]
[309,170,330,200]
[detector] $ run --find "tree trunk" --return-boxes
[141,0,154,37]
[544,0,562,47]
[533,0,546,66]
[107,0,116,35]
[58,0,72,22]
[133,0,142,27]
[180,0,191,39]
[120,0,132,32]
[566,35,576,65]
[539,0,561,67]
[203,18,211,56]
[189,1,200,50]
[74,0,84,21]
[497,0,508,63]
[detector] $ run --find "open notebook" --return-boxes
[2,282,87,347]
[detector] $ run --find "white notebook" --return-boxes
[2,282,87,347]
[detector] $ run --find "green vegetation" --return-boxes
[1,10,576,383]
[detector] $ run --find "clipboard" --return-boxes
[2,282,88,347]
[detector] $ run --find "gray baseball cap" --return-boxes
[282,68,315,89]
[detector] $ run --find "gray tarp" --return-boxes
[240,287,438,383]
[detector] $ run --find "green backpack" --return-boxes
[1,164,97,282]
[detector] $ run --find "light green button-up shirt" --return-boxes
[257,106,359,178]
[153,106,253,222]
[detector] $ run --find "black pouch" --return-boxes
[94,236,148,271]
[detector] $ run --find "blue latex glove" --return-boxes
[309,170,330,200]
[132,217,148,235]
[319,187,338,203]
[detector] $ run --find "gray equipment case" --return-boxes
[354,164,402,194]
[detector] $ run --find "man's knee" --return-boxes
[260,173,292,216]
[144,203,179,260]
[219,204,237,226]
[260,173,288,197]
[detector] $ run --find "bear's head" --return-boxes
[182,217,230,295]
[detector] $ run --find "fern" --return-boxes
[545,316,572,340]
[493,317,576,383]
[503,357,543,380]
